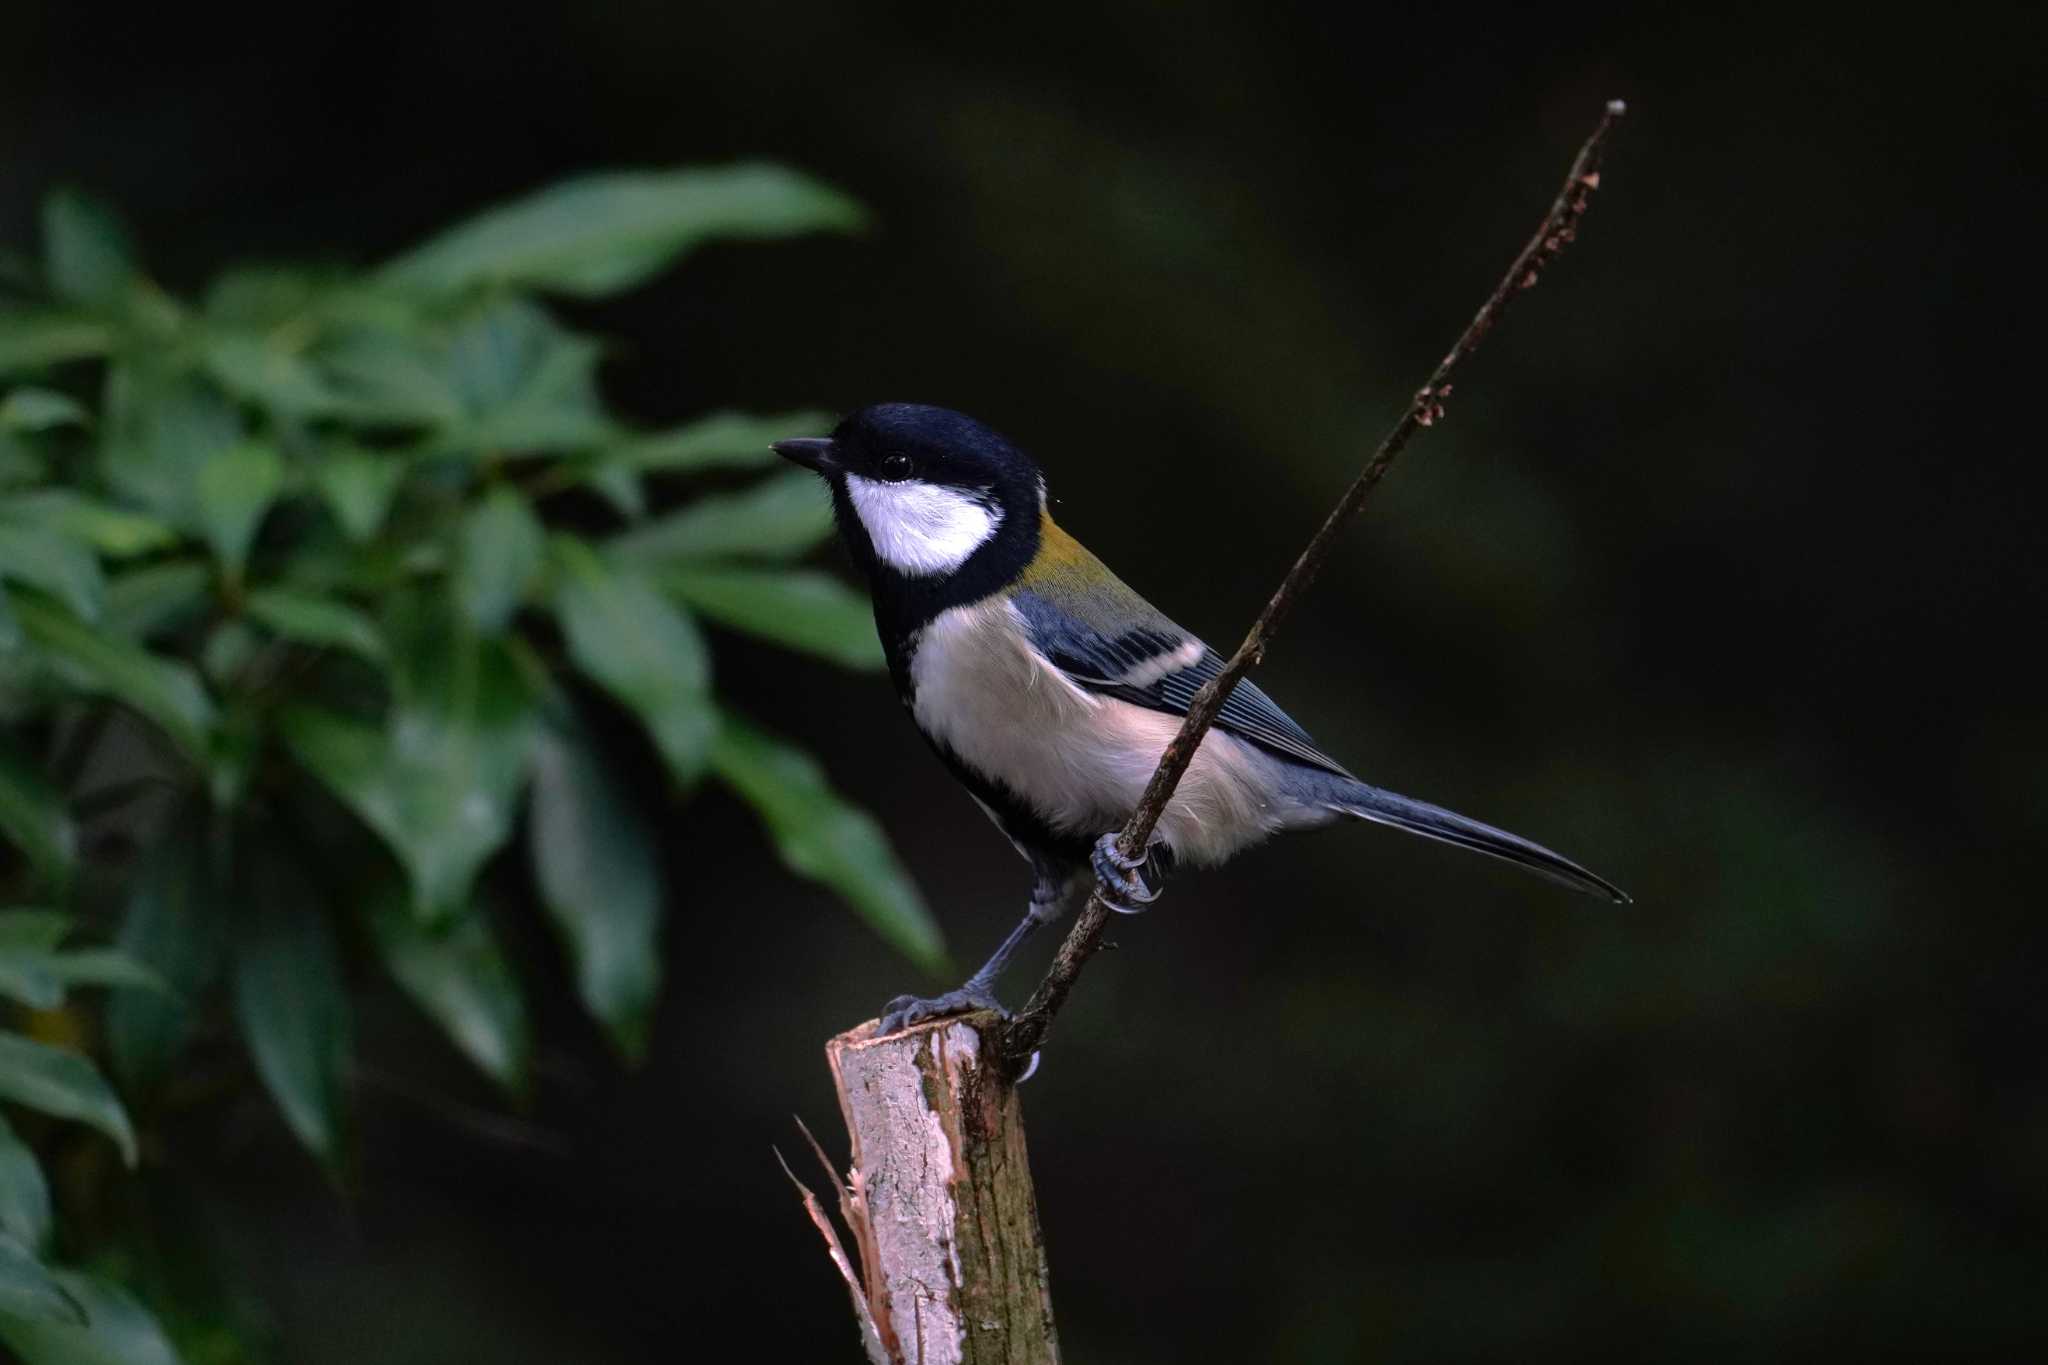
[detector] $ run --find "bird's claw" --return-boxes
[877,984,1007,1036]
[1092,832,1160,913]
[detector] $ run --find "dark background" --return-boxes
[5,3,2043,1360]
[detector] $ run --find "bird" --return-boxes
[775,403,1627,1034]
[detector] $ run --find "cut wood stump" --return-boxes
[792,1012,1060,1365]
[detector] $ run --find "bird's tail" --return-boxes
[1324,778,1629,903]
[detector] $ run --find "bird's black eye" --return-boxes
[877,452,914,482]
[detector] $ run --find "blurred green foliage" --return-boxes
[0,168,936,1361]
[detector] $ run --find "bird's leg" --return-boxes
[1091,831,1169,913]
[878,872,1076,1035]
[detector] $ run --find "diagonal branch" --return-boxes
[997,98,1629,1071]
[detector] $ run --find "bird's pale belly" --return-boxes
[906,596,1289,866]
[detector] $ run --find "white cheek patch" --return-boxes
[845,475,1003,576]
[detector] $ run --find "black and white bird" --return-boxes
[776,404,1626,1033]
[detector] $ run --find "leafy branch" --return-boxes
[0,164,931,1362]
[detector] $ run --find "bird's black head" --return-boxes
[776,404,1045,626]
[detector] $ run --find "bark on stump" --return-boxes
[822,1012,1059,1365]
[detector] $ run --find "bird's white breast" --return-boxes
[907,596,1290,867]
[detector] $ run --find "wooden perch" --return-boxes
[792,1013,1058,1365]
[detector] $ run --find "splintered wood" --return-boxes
[797,1013,1059,1365]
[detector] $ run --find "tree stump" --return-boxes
[813,1012,1060,1365]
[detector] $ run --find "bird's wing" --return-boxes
[1009,579,1354,779]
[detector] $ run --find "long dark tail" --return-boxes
[1326,778,1629,903]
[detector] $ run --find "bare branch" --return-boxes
[997,98,1629,1071]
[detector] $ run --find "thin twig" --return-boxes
[997,99,1629,1071]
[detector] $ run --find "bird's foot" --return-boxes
[877,984,1007,1036]
[1092,832,1161,913]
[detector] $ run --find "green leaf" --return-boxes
[453,487,543,632]
[709,713,941,970]
[529,710,663,1060]
[0,491,179,559]
[0,744,76,891]
[0,955,58,1010]
[0,1032,136,1166]
[379,164,866,298]
[10,591,217,758]
[274,530,437,600]
[436,298,612,452]
[98,371,242,529]
[579,458,644,519]
[107,809,223,1095]
[41,951,167,995]
[202,332,348,421]
[0,434,49,490]
[611,410,834,474]
[0,1115,51,1255]
[0,944,166,1011]
[0,915,70,953]
[204,701,261,810]
[103,561,210,642]
[205,617,265,686]
[0,1270,181,1364]
[281,632,535,917]
[443,298,559,415]
[201,265,324,327]
[550,540,712,785]
[41,192,137,309]
[367,894,529,1093]
[663,567,883,669]
[0,316,114,376]
[0,915,74,1012]
[313,447,406,542]
[230,840,351,1169]
[0,390,87,433]
[313,327,462,427]
[194,443,283,576]
[607,469,831,567]
[243,588,386,663]
[0,525,103,622]
[0,976,59,1015]
[0,1232,84,1329]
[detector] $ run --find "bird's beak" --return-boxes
[773,437,839,474]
